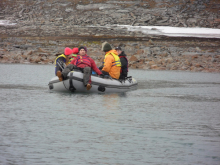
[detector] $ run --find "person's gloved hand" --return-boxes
[99,74,105,78]
[101,70,109,75]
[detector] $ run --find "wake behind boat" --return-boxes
[48,70,138,93]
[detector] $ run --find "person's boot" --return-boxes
[86,84,92,91]
[56,71,63,81]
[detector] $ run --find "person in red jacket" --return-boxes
[70,46,103,90]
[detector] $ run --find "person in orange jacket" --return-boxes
[101,42,121,79]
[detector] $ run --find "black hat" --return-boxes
[115,47,122,51]
[102,42,112,52]
[78,46,87,52]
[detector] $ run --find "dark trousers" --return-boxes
[62,64,92,85]
[79,67,92,86]
[62,64,77,79]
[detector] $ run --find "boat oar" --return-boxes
[57,60,66,71]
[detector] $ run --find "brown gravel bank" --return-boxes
[0,36,219,73]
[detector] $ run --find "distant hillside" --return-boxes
[0,0,220,73]
[0,0,219,37]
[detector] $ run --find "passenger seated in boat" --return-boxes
[115,46,128,80]
[100,42,121,79]
[70,46,104,90]
[69,47,79,63]
[55,47,73,79]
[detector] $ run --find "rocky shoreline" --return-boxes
[0,0,220,73]
[1,35,219,73]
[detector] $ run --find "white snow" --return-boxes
[117,25,220,39]
[0,20,17,26]
[1,19,219,39]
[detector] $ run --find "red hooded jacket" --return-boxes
[70,54,102,75]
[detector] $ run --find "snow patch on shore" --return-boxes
[118,25,220,39]
[0,20,17,26]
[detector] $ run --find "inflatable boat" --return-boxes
[48,70,138,93]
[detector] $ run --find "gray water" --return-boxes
[0,63,220,165]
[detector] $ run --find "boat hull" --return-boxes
[48,71,138,93]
